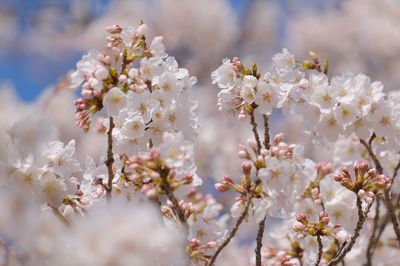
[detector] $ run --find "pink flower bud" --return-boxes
[205,241,217,248]
[242,161,252,175]
[118,74,127,84]
[296,214,307,223]
[105,24,122,34]
[238,112,246,120]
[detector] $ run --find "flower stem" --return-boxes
[207,188,254,266]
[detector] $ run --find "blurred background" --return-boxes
[4,0,400,102]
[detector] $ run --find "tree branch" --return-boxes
[249,110,261,153]
[105,117,115,201]
[365,198,380,266]
[255,214,267,266]
[327,197,372,265]
[262,114,270,150]
[360,135,400,246]
[160,169,187,226]
[315,234,323,266]
[207,189,254,266]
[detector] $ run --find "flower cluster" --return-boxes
[71,22,198,151]
[0,118,80,207]
[334,161,390,203]
[293,212,341,239]
[212,49,400,146]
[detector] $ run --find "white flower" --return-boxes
[309,73,337,110]
[58,201,186,266]
[44,140,80,177]
[272,48,295,71]
[88,77,102,92]
[165,57,189,79]
[333,102,360,127]
[211,58,237,89]
[140,57,165,82]
[336,230,350,243]
[70,50,101,89]
[350,118,372,140]
[370,102,397,137]
[156,72,179,94]
[121,25,136,45]
[260,157,296,189]
[240,75,257,103]
[252,198,269,223]
[330,73,357,104]
[315,112,343,142]
[102,87,127,117]
[230,201,243,218]
[94,67,109,81]
[127,90,155,123]
[150,36,167,58]
[255,81,283,115]
[325,190,357,232]
[159,132,201,186]
[120,113,145,139]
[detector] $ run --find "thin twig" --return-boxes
[160,169,186,226]
[361,135,400,246]
[250,110,261,153]
[327,197,372,266]
[105,117,115,201]
[359,138,382,174]
[383,189,400,245]
[262,114,270,149]
[363,214,390,266]
[255,214,267,266]
[315,234,323,266]
[365,198,380,266]
[390,155,400,189]
[207,189,254,266]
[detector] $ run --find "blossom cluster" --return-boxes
[212,49,400,145]
[71,23,198,152]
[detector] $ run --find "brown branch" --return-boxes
[262,114,270,149]
[390,155,400,188]
[105,117,115,201]
[360,135,400,246]
[160,170,186,226]
[255,214,267,266]
[383,189,400,245]
[315,234,323,266]
[207,189,254,266]
[364,213,390,266]
[327,197,372,266]
[249,110,261,153]
[359,138,382,174]
[365,198,380,266]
